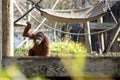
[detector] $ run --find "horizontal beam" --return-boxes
[2,56,120,77]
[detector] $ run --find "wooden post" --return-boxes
[98,17,104,52]
[0,0,2,63]
[104,23,120,53]
[2,0,14,56]
[84,21,92,53]
[100,17,104,51]
[54,22,57,42]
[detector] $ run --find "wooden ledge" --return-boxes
[1,56,120,77]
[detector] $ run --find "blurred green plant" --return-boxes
[59,41,87,80]
[0,65,45,80]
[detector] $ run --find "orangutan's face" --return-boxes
[35,33,43,45]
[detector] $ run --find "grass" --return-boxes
[14,41,120,57]
[14,48,29,56]
[14,41,87,56]
[50,41,86,56]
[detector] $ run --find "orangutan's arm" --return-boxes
[23,22,35,39]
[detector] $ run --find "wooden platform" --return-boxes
[1,56,120,78]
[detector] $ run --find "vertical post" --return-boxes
[101,33,104,51]
[98,17,105,52]
[0,0,2,64]
[54,22,57,42]
[2,0,14,56]
[84,21,92,53]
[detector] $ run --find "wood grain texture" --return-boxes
[1,56,120,77]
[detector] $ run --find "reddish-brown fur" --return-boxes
[23,22,50,56]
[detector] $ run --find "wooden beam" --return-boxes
[2,0,14,56]
[2,56,120,77]
[104,23,120,53]
[0,0,2,63]
[100,17,105,51]
[89,22,116,30]
[84,21,92,53]
[98,17,104,53]
[101,33,104,51]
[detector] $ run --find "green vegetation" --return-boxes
[14,41,120,57]
[14,41,86,56]
[14,47,29,56]
[50,41,86,56]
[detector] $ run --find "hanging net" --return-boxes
[39,3,106,23]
